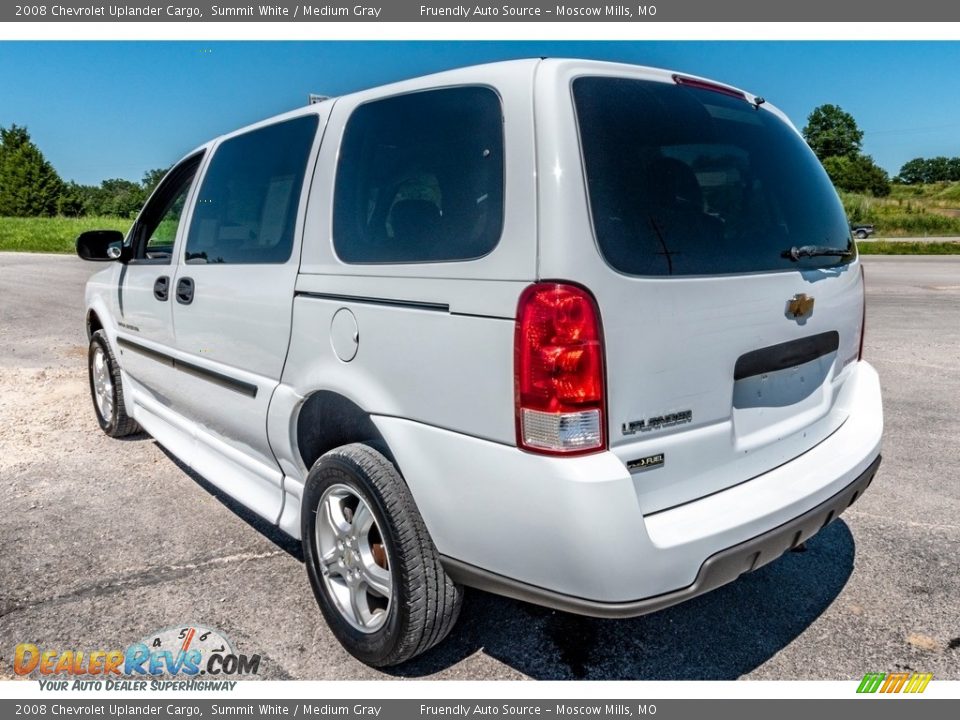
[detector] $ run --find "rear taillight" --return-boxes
[515,283,606,455]
[858,264,867,360]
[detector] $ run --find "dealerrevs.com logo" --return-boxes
[14,624,260,691]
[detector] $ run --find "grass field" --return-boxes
[858,241,960,255]
[843,182,960,237]
[0,216,131,254]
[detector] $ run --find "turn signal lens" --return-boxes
[515,283,606,455]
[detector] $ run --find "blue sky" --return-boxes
[2,41,960,185]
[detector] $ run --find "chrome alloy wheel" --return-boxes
[314,483,392,633]
[91,345,114,422]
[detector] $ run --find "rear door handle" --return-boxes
[153,276,170,302]
[176,277,195,305]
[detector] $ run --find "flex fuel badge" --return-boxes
[627,453,665,473]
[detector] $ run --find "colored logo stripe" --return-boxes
[857,672,932,694]
[905,673,933,693]
[857,673,885,693]
[881,672,909,693]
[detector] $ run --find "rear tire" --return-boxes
[302,443,462,666]
[88,330,141,438]
[855,229,868,239]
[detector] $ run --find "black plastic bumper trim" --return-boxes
[441,453,881,619]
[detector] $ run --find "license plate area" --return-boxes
[732,332,840,447]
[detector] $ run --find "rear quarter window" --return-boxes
[573,76,854,276]
[333,86,504,264]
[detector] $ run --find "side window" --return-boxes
[131,154,202,264]
[184,115,318,265]
[145,183,190,256]
[333,86,504,264]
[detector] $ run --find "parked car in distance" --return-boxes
[851,223,875,239]
[78,59,883,666]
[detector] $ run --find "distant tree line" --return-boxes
[0,124,168,218]
[801,104,891,197]
[895,156,960,185]
[5,113,957,220]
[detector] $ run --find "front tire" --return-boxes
[88,330,141,438]
[302,443,462,666]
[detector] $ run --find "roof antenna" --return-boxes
[308,94,329,105]
[753,96,766,110]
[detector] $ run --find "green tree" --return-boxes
[141,167,170,197]
[896,157,928,185]
[949,157,960,182]
[895,156,960,184]
[802,104,864,162]
[0,124,64,216]
[803,105,889,196]
[822,154,891,197]
[97,178,146,218]
[56,181,88,217]
[927,156,952,183]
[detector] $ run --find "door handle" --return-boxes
[176,277,195,305]
[153,276,170,302]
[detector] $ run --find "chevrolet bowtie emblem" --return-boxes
[786,293,815,320]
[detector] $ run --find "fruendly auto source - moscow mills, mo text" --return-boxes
[419,4,656,17]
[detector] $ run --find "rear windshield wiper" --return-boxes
[781,245,854,261]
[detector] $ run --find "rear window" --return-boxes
[573,77,854,276]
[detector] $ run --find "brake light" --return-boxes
[515,283,606,455]
[672,74,747,101]
[858,264,867,360]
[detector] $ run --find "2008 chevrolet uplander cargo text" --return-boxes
[78,59,883,666]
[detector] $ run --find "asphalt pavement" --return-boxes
[0,252,957,680]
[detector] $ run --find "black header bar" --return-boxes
[5,1,960,22]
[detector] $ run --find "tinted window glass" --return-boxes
[185,115,318,264]
[333,87,504,264]
[144,178,192,258]
[133,155,201,264]
[573,77,854,276]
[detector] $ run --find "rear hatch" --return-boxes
[569,74,865,513]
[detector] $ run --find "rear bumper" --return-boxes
[376,360,883,605]
[442,453,881,618]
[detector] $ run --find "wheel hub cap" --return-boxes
[91,346,114,422]
[315,484,392,633]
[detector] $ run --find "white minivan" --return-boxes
[78,59,883,666]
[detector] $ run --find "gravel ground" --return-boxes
[0,252,957,681]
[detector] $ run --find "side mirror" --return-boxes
[76,230,127,262]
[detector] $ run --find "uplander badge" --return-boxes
[622,409,693,435]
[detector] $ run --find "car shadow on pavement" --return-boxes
[156,444,304,561]
[390,520,856,680]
